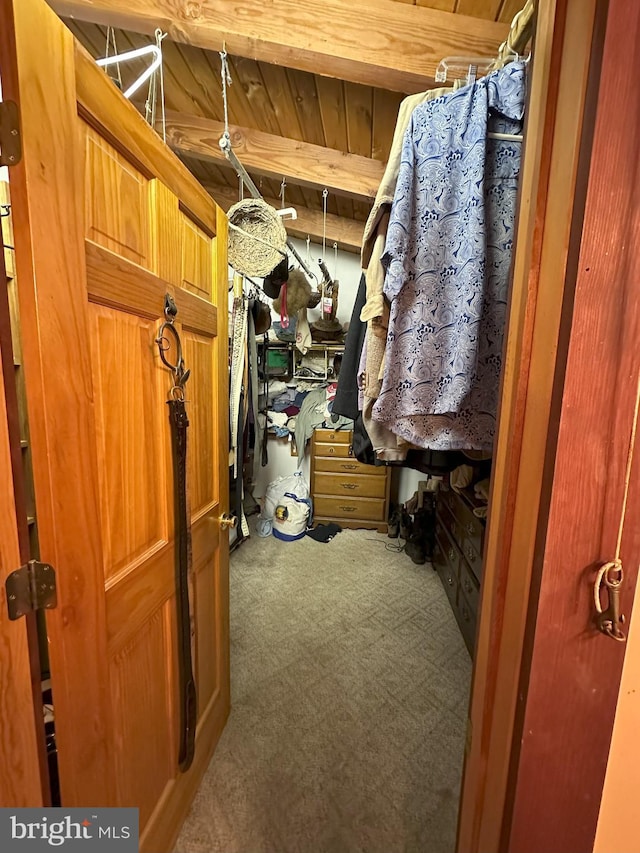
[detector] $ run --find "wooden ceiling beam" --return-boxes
[207,183,365,254]
[166,111,384,200]
[50,0,509,92]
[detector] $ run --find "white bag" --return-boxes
[272,493,312,542]
[264,470,310,520]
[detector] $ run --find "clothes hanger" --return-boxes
[96,42,163,100]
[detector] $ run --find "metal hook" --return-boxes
[156,293,190,396]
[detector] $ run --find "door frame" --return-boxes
[458,0,640,850]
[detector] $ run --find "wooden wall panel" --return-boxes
[89,304,168,579]
[85,128,150,266]
[183,334,216,515]
[110,607,174,823]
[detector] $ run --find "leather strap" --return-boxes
[168,397,197,772]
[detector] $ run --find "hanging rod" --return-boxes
[219,133,316,280]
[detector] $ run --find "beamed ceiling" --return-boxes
[53,0,523,252]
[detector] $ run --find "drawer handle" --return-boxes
[448,548,456,561]
[328,447,335,454]
[341,483,358,490]
[341,464,358,470]
[461,604,470,622]
[329,433,336,440]
[447,575,454,586]
[339,506,357,513]
[348,444,354,457]
[463,578,473,594]
[466,546,476,563]
[466,522,476,535]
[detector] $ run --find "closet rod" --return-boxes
[220,134,316,280]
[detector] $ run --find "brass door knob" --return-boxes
[219,513,237,530]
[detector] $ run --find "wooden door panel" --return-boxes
[110,604,175,824]
[184,333,217,514]
[85,128,150,267]
[181,213,214,299]
[89,304,169,579]
[195,559,219,716]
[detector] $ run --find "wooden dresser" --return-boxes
[433,487,485,656]
[310,428,391,532]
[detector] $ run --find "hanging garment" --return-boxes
[360,84,459,331]
[333,273,367,421]
[373,62,526,453]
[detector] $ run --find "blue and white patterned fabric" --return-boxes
[373,62,526,451]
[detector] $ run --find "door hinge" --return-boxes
[0,101,22,168]
[5,560,57,620]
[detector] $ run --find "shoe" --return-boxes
[399,509,412,540]
[412,507,436,559]
[405,491,419,516]
[405,534,427,564]
[387,507,401,538]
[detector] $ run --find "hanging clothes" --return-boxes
[373,62,527,453]
[360,84,460,333]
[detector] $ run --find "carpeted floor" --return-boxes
[175,524,472,853]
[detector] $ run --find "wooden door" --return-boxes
[0,0,230,848]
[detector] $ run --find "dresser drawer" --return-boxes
[457,586,477,655]
[437,502,465,551]
[461,537,483,584]
[314,441,353,458]
[315,472,387,499]
[441,488,484,555]
[433,527,459,610]
[314,495,385,522]
[314,428,352,444]
[459,559,480,613]
[314,456,386,476]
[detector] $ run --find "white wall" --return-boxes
[249,237,429,507]
[251,238,363,500]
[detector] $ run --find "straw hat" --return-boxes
[227,198,288,277]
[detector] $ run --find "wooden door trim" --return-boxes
[74,42,217,237]
[86,239,218,336]
[0,0,114,806]
[504,0,640,848]
[457,1,604,850]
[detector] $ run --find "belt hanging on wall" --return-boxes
[156,294,197,771]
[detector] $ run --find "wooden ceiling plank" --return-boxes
[286,69,326,148]
[415,0,457,10]
[229,58,283,136]
[372,88,402,162]
[345,82,373,158]
[50,0,510,93]
[456,0,502,19]
[257,62,305,142]
[316,77,348,153]
[207,183,364,253]
[165,111,384,200]
[169,42,224,120]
